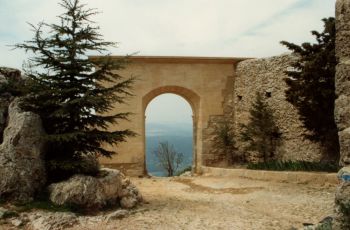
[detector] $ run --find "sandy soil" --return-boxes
[71,175,336,230]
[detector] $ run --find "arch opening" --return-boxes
[142,86,200,176]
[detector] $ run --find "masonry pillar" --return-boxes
[334,0,350,229]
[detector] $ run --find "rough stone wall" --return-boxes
[335,0,350,167]
[231,54,324,162]
[334,1,350,229]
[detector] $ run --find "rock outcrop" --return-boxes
[0,67,25,143]
[0,98,46,202]
[334,1,350,229]
[48,168,142,210]
[335,0,350,167]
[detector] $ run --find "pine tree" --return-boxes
[240,93,281,163]
[15,0,135,181]
[280,17,339,160]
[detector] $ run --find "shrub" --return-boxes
[247,160,339,172]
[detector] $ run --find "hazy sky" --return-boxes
[146,94,192,124]
[0,0,336,123]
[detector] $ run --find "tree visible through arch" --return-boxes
[145,93,193,176]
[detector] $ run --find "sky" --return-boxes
[146,94,192,124]
[0,0,336,124]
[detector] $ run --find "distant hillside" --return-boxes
[146,122,193,176]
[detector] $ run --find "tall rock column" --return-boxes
[336,0,350,166]
[334,0,350,229]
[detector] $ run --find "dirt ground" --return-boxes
[72,175,337,230]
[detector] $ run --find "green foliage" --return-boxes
[247,160,339,172]
[340,201,350,217]
[15,0,135,182]
[14,191,76,213]
[315,219,333,230]
[240,93,281,162]
[0,210,18,219]
[280,17,339,160]
[213,121,240,164]
[0,78,25,98]
[153,141,183,177]
[15,200,73,213]
[175,165,192,176]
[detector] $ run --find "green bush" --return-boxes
[175,166,192,176]
[247,160,339,172]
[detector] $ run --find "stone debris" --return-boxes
[105,209,129,222]
[27,211,78,230]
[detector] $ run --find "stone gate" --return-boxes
[90,56,245,175]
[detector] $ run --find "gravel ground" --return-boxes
[71,175,337,230]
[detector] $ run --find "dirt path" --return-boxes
[73,175,336,230]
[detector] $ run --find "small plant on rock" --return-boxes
[213,120,241,164]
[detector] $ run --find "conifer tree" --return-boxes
[280,17,339,160]
[15,0,135,181]
[240,93,281,162]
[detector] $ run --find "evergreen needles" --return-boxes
[15,0,136,181]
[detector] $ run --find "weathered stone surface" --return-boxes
[105,209,129,222]
[333,182,350,230]
[119,177,143,209]
[334,2,350,228]
[0,98,46,202]
[28,211,78,230]
[48,168,122,210]
[339,129,350,166]
[335,96,350,131]
[335,63,350,96]
[0,67,25,143]
[231,54,324,162]
[0,67,22,84]
[48,168,142,210]
[336,0,350,166]
[336,0,350,60]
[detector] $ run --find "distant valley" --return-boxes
[146,122,193,176]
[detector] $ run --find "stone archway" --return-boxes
[142,86,200,174]
[90,56,244,176]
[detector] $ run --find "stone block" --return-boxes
[335,63,350,97]
[339,128,350,166]
[335,96,350,130]
[336,0,350,35]
[336,31,350,60]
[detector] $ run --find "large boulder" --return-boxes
[0,98,46,202]
[48,168,142,210]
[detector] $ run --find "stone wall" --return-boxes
[335,0,350,167]
[230,54,324,163]
[334,0,350,229]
